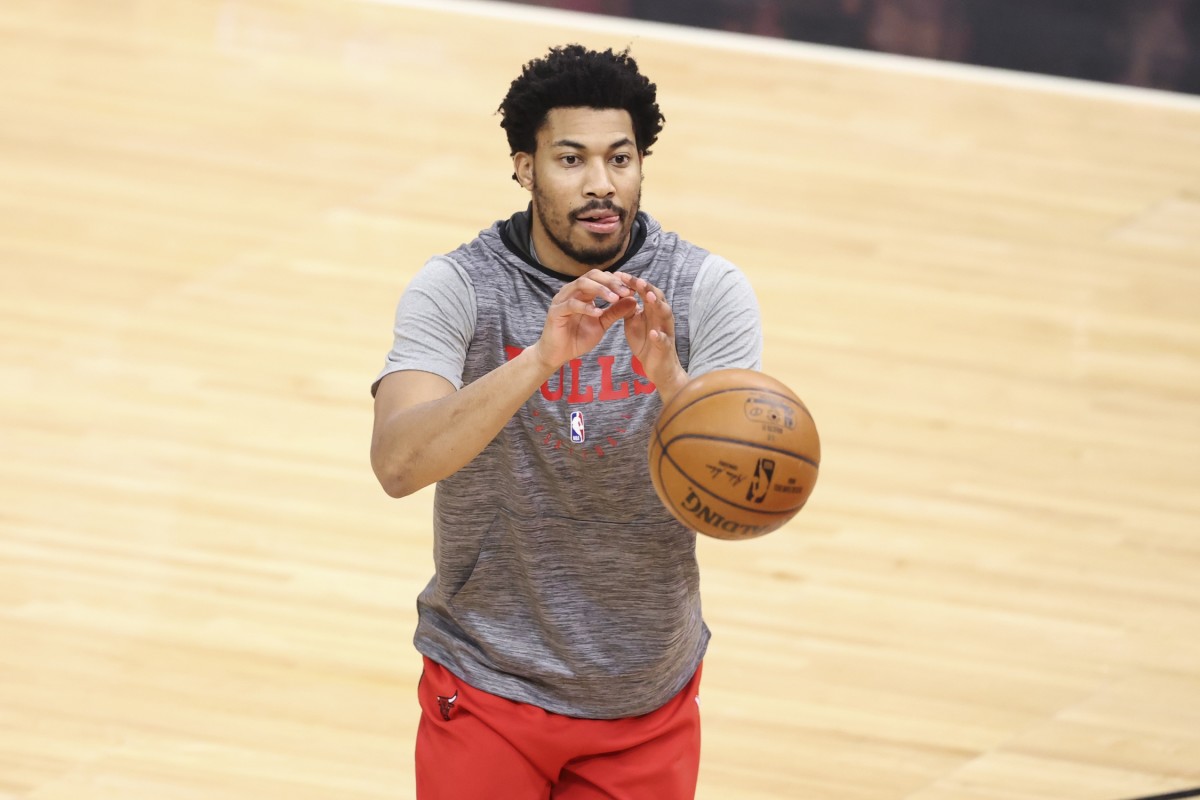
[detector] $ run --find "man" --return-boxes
[370,45,762,799]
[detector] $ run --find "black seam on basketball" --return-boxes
[650,439,697,531]
[654,436,722,526]
[662,433,820,469]
[657,444,810,516]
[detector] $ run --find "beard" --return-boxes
[531,178,641,267]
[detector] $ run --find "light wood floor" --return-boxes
[3,1,1199,798]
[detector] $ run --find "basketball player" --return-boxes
[370,45,762,799]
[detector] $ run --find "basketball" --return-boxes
[649,368,820,540]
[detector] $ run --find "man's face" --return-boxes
[514,107,643,275]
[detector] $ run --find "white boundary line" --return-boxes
[363,0,1200,112]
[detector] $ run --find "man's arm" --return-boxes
[370,268,638,498]
[370,352,558,498]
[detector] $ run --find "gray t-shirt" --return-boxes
[375,210,762,718]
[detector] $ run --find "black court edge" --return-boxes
[1120,788,1200,800]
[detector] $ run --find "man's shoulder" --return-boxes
[445,219,507,263]
[638,217,713,271]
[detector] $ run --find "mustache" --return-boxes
[572,200,626,219]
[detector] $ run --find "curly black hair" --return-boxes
[498,45,665,165]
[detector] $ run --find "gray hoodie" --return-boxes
[374,210,762,718]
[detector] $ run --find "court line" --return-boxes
[1119,788,1200,800]
[363,0,1200,112]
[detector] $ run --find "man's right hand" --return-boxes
[529,269,638,371]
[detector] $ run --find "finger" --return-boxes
[623,301,645,332]
[574,270,633,301]
[637,280,675,336]
[607,296,638,318]
[558,279,620,306]
[599,297,638,328]
[593,269,635,296]
[631,277,664,306]
[552,296,606,317]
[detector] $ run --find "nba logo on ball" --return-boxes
[569,411,586,443]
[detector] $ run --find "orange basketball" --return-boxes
[649,368,820,540]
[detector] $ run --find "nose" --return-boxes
[583,159,615,199]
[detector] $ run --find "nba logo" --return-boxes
[569,411,586,444]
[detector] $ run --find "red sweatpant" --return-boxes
[415,656,703,800]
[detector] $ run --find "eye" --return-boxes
[561,154,581,166]
[611,154,631,166]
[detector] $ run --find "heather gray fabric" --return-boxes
[374,210,761,718]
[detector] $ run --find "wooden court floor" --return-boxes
[2,0,1199,798]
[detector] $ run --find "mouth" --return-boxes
[575,210,623,235]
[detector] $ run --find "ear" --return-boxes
[513,152,534,191]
